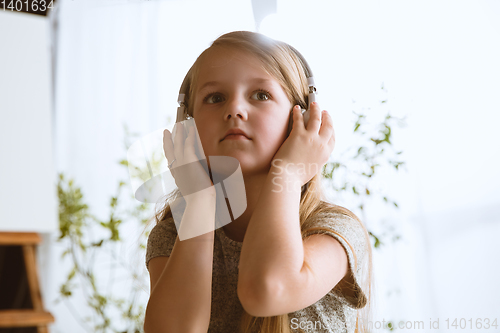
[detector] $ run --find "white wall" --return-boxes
[0,10,57,232]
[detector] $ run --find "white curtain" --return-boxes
[42,0,500,331]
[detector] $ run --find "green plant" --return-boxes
[55,125,153,333]
[322,83,407,248]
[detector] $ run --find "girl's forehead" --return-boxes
[198,46,265,72]
[191,46,278,95]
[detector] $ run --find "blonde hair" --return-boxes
[154,31,373,333]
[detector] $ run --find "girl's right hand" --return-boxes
[163,123,216,204]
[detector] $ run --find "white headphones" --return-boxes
[128,39,319,206]
[171,43,318,195]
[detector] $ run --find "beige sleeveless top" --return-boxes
[146,211,368,333]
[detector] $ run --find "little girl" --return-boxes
[144,31,372,333]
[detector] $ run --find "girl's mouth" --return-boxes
[223,134,250,140]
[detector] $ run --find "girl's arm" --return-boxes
[238,164,304,304]
[144,195,216,333]
[238,165,348,317]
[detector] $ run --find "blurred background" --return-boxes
[0,0,499,332]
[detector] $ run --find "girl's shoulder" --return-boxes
[302,201,364,235]
[301,202,369,309]
[301,208,366,254]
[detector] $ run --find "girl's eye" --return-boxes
[251,90,271,101]
[204,93,225,104]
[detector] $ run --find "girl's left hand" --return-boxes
[272,102,335,187]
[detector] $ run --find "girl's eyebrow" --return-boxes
[197,78,274,93]
[198,81,218,92]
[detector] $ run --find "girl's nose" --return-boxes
[223,95,248,122]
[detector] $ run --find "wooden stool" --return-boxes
[0,232,55,332]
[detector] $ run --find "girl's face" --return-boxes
[192,47,293,176]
